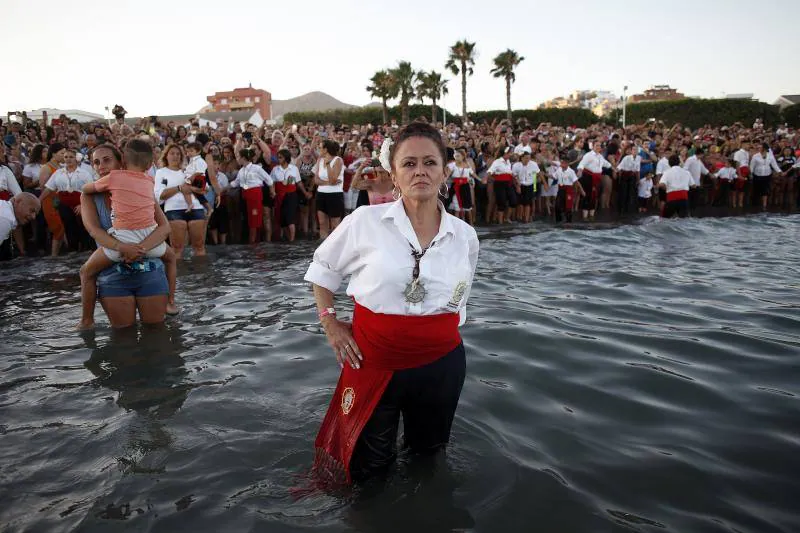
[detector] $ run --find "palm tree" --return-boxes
[490,49,525,121]
[416,70,449,123]
[366,70,398,125]
[389,61,417,125]
[445,40,477,122]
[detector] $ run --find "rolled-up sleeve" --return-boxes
[303,211,360,292]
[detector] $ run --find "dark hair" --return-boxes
[695,147,704,155]
[48,142,65,157]
[239,148,256,162]
[761,142,770,151]
[668,154,681,167]
[195,133,210,146]
[322,140,340,157]
[277,149,292,164]
[187,141,203,154]
[494,146,508,159]
[124,139,154,170]
[29,144,48,164]
[389,121,447,170]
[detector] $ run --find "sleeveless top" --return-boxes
[317,157,344,194]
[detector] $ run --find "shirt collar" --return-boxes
[381,198,455,250]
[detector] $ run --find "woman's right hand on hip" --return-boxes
[322,318,362,370]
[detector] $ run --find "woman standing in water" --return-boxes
[304,122,479,483]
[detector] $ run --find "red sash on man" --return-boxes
[666,190,689,202]
[586,171,602,206]
[452,177,469,209]
[0,191,10,201]
[313,303,461,484]
[493,173,513,183]
[735,166,749,191]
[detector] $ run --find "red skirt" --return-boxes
[735,166,749,191]
[313,303,461,484]
[242,187,263,229]
[58,191,82,209]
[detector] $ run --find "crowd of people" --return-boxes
[1,107,799,262]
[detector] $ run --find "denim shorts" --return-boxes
[97,260,169,298]
[166,209,206,222]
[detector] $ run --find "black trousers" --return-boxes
[57,204,92,251]
[688,187,700,213]
[349,343,466,482]
[618,172,636,215]
[663,199,689,218]
[555,188,572,223]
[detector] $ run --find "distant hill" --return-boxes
[271,91,357,117]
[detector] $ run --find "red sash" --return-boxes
[58,191,82,209]
[494,173,513,183]
[242,186,263,229]
[452,177,469,209]
[0,191,10,201]
[562,184,575,210]
[273,181,297,233]
[666,190,688,202]
[313,303,461,484]
[586,171,602,205]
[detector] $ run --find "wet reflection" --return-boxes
[82,325,189,474]
[346,453,475,533]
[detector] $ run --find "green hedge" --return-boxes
[284,105,599,128]
[607,98,782,129]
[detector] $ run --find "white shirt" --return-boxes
[733,148,750,169]
[577,151,611,174]
[447,163,474,185]
[0,166,22,196]
[216,171,229,190]
[154,167,202,212]
[682,155,709,187]
[659,166,693,193]
[22,163,42,184]
[513,143,532,155]
[317,156,344,193]
[656,157,670,176]
[617,154,642,173]
[230,163,273,190]
[487,158,512,175]
[270,164,301,185]
[750,152,781,177]
[0,200,17,244]
[304,199,479,326]
[715,167,737,181]
[45,166,94,192]
[185,155,208,179]
[638,177,653,198]
[555,167,579,186]
[512,161,540,186]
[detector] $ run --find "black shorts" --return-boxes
[280,192,299,228]
[494,181,510,211]
[507,184,518,208]
[658,188,667,202]
[349,342,466,482]
[638,197,650,209]
[520,185,535,205]
[208,204,229,233]
[316,191,345,219]
[166,208,206,222]
[753,175,771,198]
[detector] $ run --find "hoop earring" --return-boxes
[438,182,449,198]
[392,185,402,200]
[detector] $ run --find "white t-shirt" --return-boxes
[660,166,693,193]
[447,163,474,185]
[317,157,344,193]
[44,167,94,192]
[656,157,670,176]
[618,154,642,173]
[154,167,202,212]
[0,200,17,244]
[0,166,22,196]
[304,199,479,326]
[270,164,301,185]
[487,158,512,176]
[638,177,653,198]
[512,161,540,186]
[556,167,579,187]
[185,155,208,179]
[715,167,737,181]
[577,151,611,174]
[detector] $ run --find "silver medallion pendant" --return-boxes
[403,279,426,304]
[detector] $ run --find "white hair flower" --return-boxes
[379,137,393,173]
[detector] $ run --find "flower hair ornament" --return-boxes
[379,137,394,173]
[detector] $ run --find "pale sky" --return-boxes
[2,0,798,118]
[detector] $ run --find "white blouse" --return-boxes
[617,154,642,173]
[317,157,344,194]
[231,163,273,190]
[304,199,479,326]
[0,166,22,196]
[155,167,202,212]
[487,158,512,175]
[270,164,301,185]
[577,151,611,174]
[44,167,93,192]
